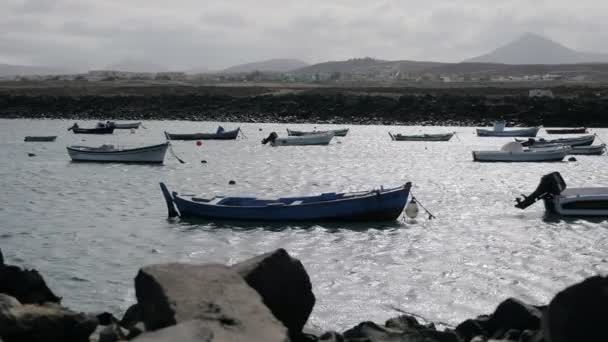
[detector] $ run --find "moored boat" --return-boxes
[160,182,412,221]
[68,123,114,134]
[476,121,540,137]
[528,143,606,155]
[389,132,454,141]
[516,134,595,147]
[545,127,588,134]
[164,126,240,140]
[262,132,334,146]
[472,142,569,162]
[100,121,142,129]
[24,136,57,142]
[287,128,349,137]
[516,172,608,216]
[67,142,169,163]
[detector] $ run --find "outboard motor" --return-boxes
[261,132,278,145]
[515,172,567,209]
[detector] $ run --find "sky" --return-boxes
[2,0,608,71]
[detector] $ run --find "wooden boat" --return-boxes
[389,132,454,141]
[472,142,569,162]
[516,134,595,147]
[160,182,412,221]
[476,121,540,137]
[24,136,57,142]
[67,142,168,163]
[287,128,349,137]
[545,127,588,134]
[164,126,240,140]
[99,121,142,129]
[262,132,334,146]
[68,123,114,134]
[529,144,606,155]
[516,172,608,216]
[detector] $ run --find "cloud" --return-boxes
[1,0,608,70]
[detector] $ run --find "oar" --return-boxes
[453,132,461,142]
[168,143,185,164]
[239,128,247,139]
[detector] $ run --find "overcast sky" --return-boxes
[2,0,608,71]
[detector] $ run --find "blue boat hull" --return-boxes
[161,183,411,222]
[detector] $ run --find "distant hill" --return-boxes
[293,57,445,75]
[0,63,67,77]
[104,59,167,73]
[220,59,309,73]
[466,33,608,64]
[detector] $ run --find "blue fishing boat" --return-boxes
[160,182,412,221]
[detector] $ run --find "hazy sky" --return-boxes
[2,0,608,71]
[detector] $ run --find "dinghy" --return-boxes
[528,144,606,155]
[24,136,57,142]
[67,142,169,163]
[68,123,114,134]
[516,134,595,147]
[545,127,588,134]
[160,182,412,221]
[262,132,334,146]
[476,121,540,137]
[472,142,569,162]
[164,126,240,140]
[516,172,608,216]
[100,121,142,129]
[389,132,454,141]
[287,128,349,137]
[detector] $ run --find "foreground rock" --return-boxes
[0,253,60,304]
[132,320,213,342]
[232,248,315,338]
[135,263,288,341]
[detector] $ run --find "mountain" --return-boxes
[466,33,608,64]
[293,57,444,75]
[0,63,67,77]
[104,59,167,73]
[220,59,309,73]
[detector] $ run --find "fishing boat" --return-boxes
[472,142,569,162]
[516,172,608,216]
[516,134,595,147]
[159,182,412,221]
[388,132,454,141]
[286,128,349,137]
[67,142,169,163]
[68,123,114,134]
[476,121,540,137]
[545,127,588,134]
[164,126,240,140]
[99,121,142,129]
[528,144,606,155]
[24,136,57,142]
[262,132,334,146]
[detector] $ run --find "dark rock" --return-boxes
[134,262,287,341]
[568,157,577,162]
[0,295,20,313]
[503,329,521,340]
[126,322,145,340]
[131,320,212,342]
[343,321,400,341]
[0,303,98,342]
[95,312,116,326]
[456,317,493,341]
[120,304,141,329]
[0,249,3,265]
[200,160,207,164]
[232,248,315,337]
[318,331,343,342]
[543,275,608,342]
[385,314,433,331]
[228,180,236,185]
[0,264,61,304]
[97,323,126,342]
[520,329,542,342]
[491,298,542,333]
[28,153,35,157]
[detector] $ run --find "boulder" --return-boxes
[0,264,61,304]
[131,320,212,342]
[543,275,608,342]
[491,298,542,334]
[0,249,3,265]
[231,249,315,336]
[134,263,288,342]
[120,304,141,329]
[318,331,343,342]
[342,319,459,342]
[0,303,97,342]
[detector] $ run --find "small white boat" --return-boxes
[287,128,349,137]
[67,142,169,163]
[476,121,540,137]
[516,134,595,147]
[472,142,569,162]
[262,132,334,146]
[529,144,606,155]
[516,172,608,216]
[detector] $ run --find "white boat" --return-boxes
[516,172,608,216]
[529,144,606,155]
[262,132,334,146]
[516,134,595,147]
[472,142,569,162]
[287,128,349,137]
[67,142,169,163]
[476,121,540,137]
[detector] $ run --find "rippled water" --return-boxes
[1,119,607,330]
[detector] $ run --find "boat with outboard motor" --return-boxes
[476,121,540,137]
[98,121,142,129]
[545,127,588,134]
[528,143,606,155]
[516,134,595,147]
[287,128,349,137]
[67,142,169,163]
[68,123,114,134]
[159,182,412,221]
[389,132,455,141]
[164,126,240,140]
[262,132,334,146]
[472,142,569,162]
[516,172,608,216]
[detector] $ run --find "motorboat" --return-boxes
[472,142,569,162]
[287,128,349,137]
[262,132,334,146]
[545,127,588,134]
[99,121,142,129]
[68,123,114,134]
[389,132,454,141]
[67,142,169,163]
[24,136,57,142]
[516,135,595,147]
[528,144,606,155]
[164,126,240,140]
[476,121,540,137]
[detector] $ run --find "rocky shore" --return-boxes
[0,248,606,342]
[1,84,608,126]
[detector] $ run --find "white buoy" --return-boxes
[405,199,419,218]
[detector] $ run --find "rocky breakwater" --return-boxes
[0,247,606,341]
